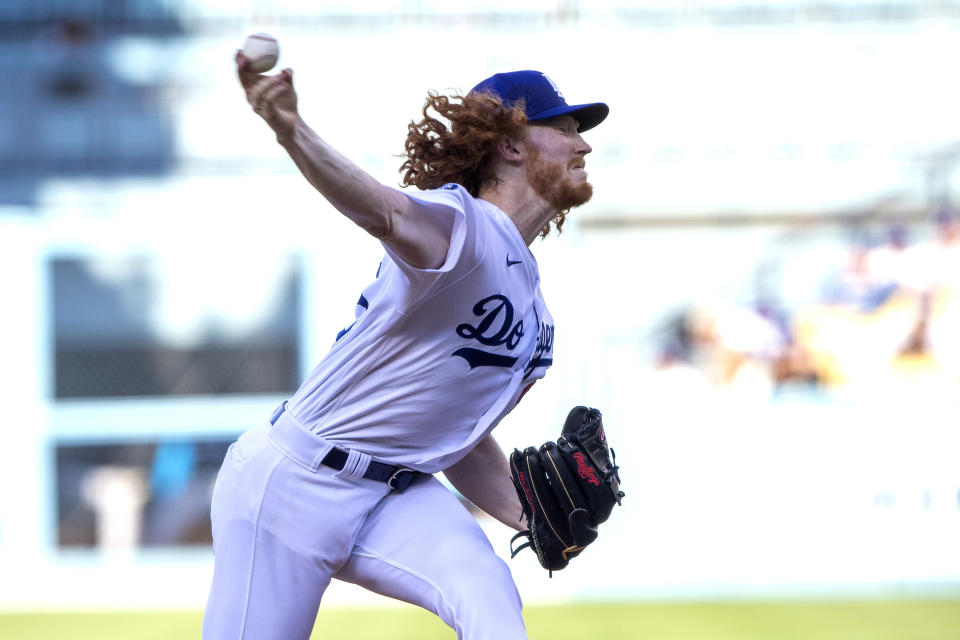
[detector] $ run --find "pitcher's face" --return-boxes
[524,115,594,211]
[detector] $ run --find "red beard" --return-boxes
[525,149,593,214]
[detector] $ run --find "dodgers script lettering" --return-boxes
[453,294,554,373]
[456,294,524,348]
[453,294,525,369]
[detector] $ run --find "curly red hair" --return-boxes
[400,91,527,196]
[401,91,575,237]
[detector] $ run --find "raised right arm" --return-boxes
[236,52,451,270]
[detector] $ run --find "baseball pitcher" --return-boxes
[201,52,622,640]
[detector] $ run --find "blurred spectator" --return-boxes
[918,206,960,386]
[796,209,960,394]
[890,207,960,360]
[657,210,960,400]
[821,232,896,311]
[646,314,713,402]
[34,18,101,101]
[930,206,960,292]
[869,224,928,294]
[899,292,933,357]
[757,302,820,389]
[682,304,784,399]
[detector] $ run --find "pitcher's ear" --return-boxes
[497,135,525,163]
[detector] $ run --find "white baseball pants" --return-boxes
[201,413,527,640]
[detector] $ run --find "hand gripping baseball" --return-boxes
[236,51,299,144]
[509,406,624,575]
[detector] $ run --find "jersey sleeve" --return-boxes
[380,184,486,307]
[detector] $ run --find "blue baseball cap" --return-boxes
[469,70,609,133]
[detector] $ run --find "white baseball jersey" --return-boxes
[286,184,555,473]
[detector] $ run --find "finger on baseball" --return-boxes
[245,75,266,108]
[236,51,263,89]
[258,80,290,112]
[281,68,293,86]
[247,73,282,103]
[250,77,290,115]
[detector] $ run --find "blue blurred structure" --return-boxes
[0,0,181,207]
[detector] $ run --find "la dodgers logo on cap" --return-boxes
[469,69,609,133]
[541,73,564,100]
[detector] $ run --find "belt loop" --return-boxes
[266,402,334,472]
[333,449,371,482]
[269,401,287,425]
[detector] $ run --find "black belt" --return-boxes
[269,403,419,492]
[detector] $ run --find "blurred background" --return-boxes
[1,0,959,635]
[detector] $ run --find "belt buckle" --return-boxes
[387,468,417,493]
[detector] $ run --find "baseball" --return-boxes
[242,33,279,73]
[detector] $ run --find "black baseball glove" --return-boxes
[509,406,623,575]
